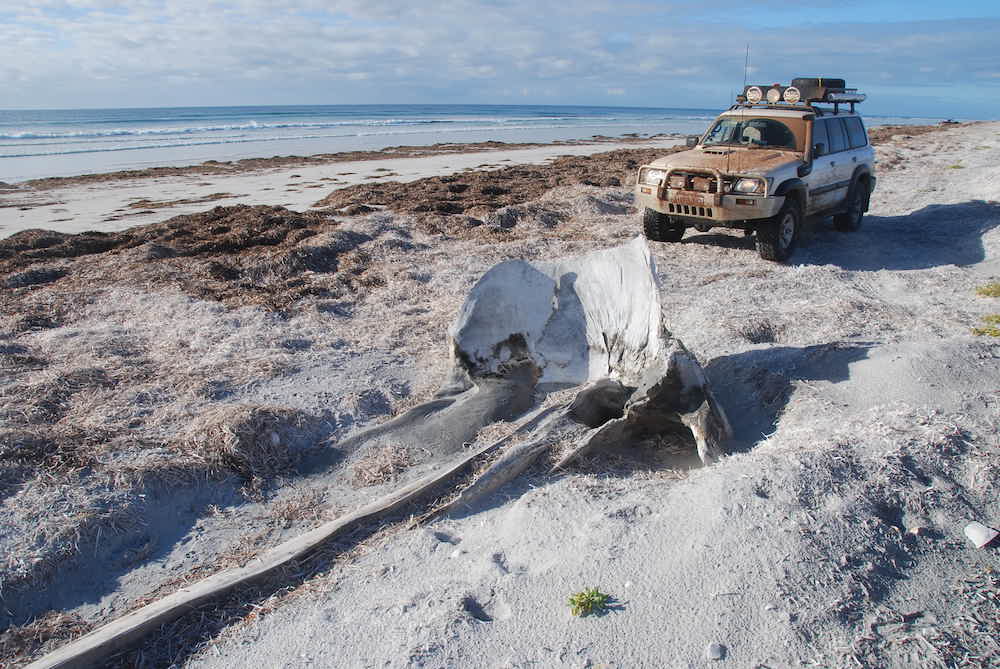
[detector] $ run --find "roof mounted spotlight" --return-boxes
[783,86,801,103]
[745,86,763,104]
[766,87,782,104]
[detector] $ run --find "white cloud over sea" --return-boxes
[2,0,998,117]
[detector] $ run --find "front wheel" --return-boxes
[833,180,867,232]
[755,200,801,261]
[642,208,685,243]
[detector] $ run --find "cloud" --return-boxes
[1,1,997,117]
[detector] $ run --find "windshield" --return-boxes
[702,117,799,150]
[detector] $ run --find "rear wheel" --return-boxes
[756,199,801,261]
[833,179,867,231]
[642,208,685,243]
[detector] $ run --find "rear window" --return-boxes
[825,118,849,153]
[844,117,868,148]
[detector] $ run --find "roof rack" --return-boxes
[728,102,857,117]
[735,78,866,114]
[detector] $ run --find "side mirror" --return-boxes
[813,142,826,157]
[686,135,700,147]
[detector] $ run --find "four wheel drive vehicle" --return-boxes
[635,77,876,261]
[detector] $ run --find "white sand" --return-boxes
[5,123,999,668]
[0,139,681,239]
[184,123,1000,669]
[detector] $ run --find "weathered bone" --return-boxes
[442,237,731,508]
[440,407,583,513]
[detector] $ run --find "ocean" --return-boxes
[0,104,946,183]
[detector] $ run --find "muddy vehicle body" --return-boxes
[636,78,875,261]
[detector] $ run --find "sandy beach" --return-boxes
[1,122,998,668]
[0,137,683,240]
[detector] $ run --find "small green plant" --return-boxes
[568,587,611,617]
[946,163,965,169]
[976,282,1000,298]
[972,314,1000,337]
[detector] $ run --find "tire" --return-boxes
[642,208,685,243]
[833,179,867,232]
[755,199,801,261]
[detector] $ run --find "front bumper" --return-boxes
[636,183,785,224]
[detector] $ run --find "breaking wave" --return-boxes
[0,116,631,141]
[0,123,597,158]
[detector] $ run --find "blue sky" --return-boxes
[2,0,998,118]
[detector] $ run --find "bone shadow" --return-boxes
[705,342,873,454]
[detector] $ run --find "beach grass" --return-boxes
[975,281,1000,297]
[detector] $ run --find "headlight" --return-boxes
[639,168,666,186]
[733,177,766,194]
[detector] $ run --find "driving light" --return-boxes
[766,87,782,104]
[668,174,687,189]
[745,86,763,103]
[733,178,765,194]
[640,168,666,186]
[783,86,801,103]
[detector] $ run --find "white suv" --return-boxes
[635,78,876,261]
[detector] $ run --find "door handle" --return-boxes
[830,161,836,167]
[852,156,858,163]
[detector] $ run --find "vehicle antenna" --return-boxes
[743,44,750,89]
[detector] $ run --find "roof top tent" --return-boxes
[734,77,867,115]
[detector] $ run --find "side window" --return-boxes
[811,120,830,156]
[826,118,848,153]
[844,117,868,148]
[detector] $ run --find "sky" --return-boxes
[1,0,999,118]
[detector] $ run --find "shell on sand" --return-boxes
[964,521,999,549]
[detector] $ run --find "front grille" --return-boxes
[667,203,713,218]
